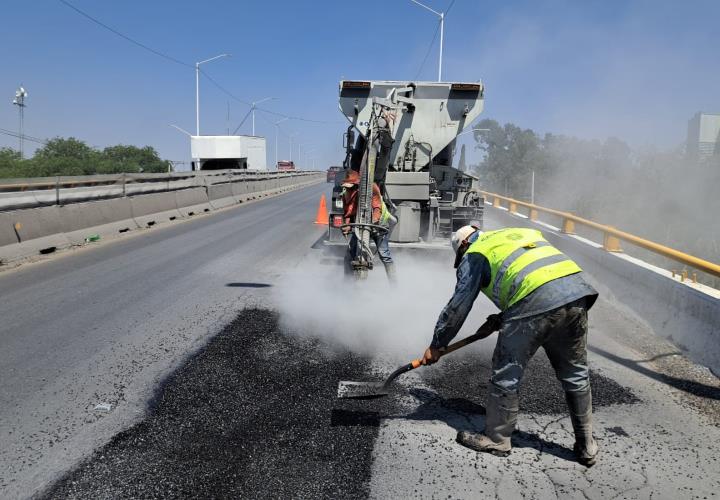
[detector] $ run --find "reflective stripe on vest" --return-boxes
[466,228,582,310]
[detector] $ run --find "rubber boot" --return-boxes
[456,388,518,457]
[384,262,397,284]
[565,388,599,466]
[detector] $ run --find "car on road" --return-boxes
[326,166,343,182]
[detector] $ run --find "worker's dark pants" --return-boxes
[491,298,590,395]
[346,230,393,267]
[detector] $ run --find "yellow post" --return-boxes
[603,231,622,252]
[692,272,698,283]
[561,217,575,234]
[493,196,501,208]
[509,202,517,214]
[529,209,538,221]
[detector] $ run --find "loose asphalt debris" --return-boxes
[44,309,639,499]
[45,309,395,500]
[419,348,639,415]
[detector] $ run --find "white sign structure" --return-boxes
[190,135,267,171]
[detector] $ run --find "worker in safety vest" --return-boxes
[341,169,398,281]
[422,225,599,466]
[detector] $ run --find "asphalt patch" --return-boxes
[45,309,395,499]
[419,348,639,415]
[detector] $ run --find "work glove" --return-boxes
[475,313,502,338]
[421,346,441,366]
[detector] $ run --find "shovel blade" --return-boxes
[337,380,388,399]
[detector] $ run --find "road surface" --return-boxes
[1,184,718,499]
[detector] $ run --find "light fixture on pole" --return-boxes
[410,0,445,81]
[250,97,277,136]
[12,86,28,159]
[274,118,289,166]
[297,143,310,168]
[195,53,230,136]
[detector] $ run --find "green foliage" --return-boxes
[470,119,719,271]
[0,138,170,179]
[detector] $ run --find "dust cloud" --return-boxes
[273,251,497,361]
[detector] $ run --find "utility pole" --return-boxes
[250,97,276,136]
[289,133,297,163]
[274,118,289,167]
[195,54,230,136]
[410,0,445,81]
[531,170,535,204]
[12,86,27,159]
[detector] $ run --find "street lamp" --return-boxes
[274,118,289,166]
[12,86,28,159]
[297,143,310,168]
[250,97,277,136]
[288,133,297,163]
[195,53,230,135]
[303,148,317,170]
[410,0,445,81]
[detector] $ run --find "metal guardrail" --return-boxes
[0,169,319,192]
[482,191,720,280]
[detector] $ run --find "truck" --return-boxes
[276,160,295,171]
[326,80,485,279]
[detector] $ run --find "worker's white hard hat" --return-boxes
[451,225,481,253]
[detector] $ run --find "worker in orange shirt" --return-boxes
[341,168,397,281]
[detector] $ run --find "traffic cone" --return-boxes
[314,194,329,225]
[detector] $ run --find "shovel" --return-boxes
[337,314,502,399]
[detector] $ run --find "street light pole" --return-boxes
[195,53,230,136]
[274,117,289,167]
[250,97,277,136]
[410,0,445,81]
[289,133,297,163]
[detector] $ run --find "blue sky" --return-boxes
[1,0,718,169]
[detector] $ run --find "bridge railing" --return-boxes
[0,170,321,210]
[481,191,720,283]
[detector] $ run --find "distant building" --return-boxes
[687,112,720,161]
[190,135,267,171]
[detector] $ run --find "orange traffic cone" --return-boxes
[314,194,329,225]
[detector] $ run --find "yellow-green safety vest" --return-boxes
[466,228,582,310]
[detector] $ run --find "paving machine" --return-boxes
[327,80,485,278]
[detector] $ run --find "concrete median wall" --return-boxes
[175,187,212,217]
[207,184,237,209]
[487,205,720,374]
[0,172,323,264]
[61,198,138,244]
[130,192,184,227]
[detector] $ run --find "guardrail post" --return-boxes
[561,216,575,234]
[529,208,538,221]
[493,196,502,208]
[122,173,126,197]
[55,176,60,205]
[603,229,622,252]
[509,201,517,214]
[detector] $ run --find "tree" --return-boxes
[100,145,169,173]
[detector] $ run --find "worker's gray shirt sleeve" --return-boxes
[431,253,487,349]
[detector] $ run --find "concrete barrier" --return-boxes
[0,206,71,261]
[0,211,19,248]
[487,205,720,374]
[0,173,324,264]
[60,198,138,245]
[174,187,212,217]
[207,184,237,209]
[130,192,184,227]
